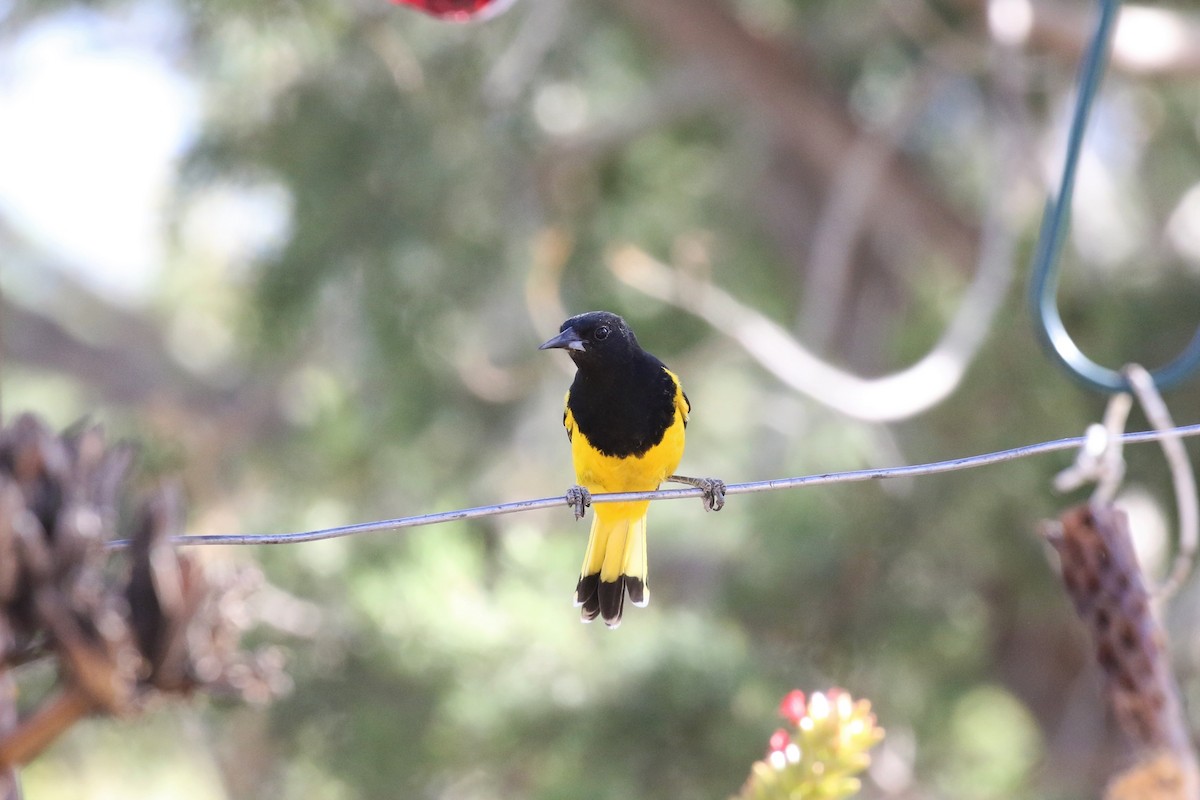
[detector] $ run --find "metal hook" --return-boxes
[1028,0,1200,394]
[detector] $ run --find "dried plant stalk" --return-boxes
[1045,503,1199,799]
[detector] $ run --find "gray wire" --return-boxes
[106,423,1200,549]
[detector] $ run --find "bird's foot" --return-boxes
[698,478,726,512]
[668,475,726,512]
[565,485,592,520]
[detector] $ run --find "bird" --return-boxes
[539,311,724,628]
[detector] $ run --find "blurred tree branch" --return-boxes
[1,218,287,463]
[611,0,980,274]
[1,290,290,467]
[3,293,214,411]
[608,232,1013,421]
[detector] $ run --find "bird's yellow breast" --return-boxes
[568,411,686,493]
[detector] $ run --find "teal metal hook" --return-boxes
[1029,0,1200,393]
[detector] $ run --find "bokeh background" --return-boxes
[3,0,1200,797]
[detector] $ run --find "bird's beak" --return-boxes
[538,328,586,352]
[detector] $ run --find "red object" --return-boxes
[391,0,515,21]
[767,728,791,753]
[778,690,807,724]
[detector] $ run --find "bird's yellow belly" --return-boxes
[571,414,686,522]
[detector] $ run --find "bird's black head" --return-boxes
[538,311,640,368]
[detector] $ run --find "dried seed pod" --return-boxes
[0,413,285,779]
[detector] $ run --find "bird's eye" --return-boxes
[594,325,610,341]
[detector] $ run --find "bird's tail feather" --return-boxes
[574,511,648,628]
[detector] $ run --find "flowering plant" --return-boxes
[736,689,884,800]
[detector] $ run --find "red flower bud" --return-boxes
[768,728,791,753]
[778,689,807,724]
[390,0,515,21]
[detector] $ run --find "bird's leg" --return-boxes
[667,475,726,512]
[565,485,592,520]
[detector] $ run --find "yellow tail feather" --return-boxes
[574,503,650,628]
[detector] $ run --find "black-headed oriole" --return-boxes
[540,311,722,628]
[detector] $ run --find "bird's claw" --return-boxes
[668,474,726,512]
[566,485,592,520]
[697,478,726,512]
